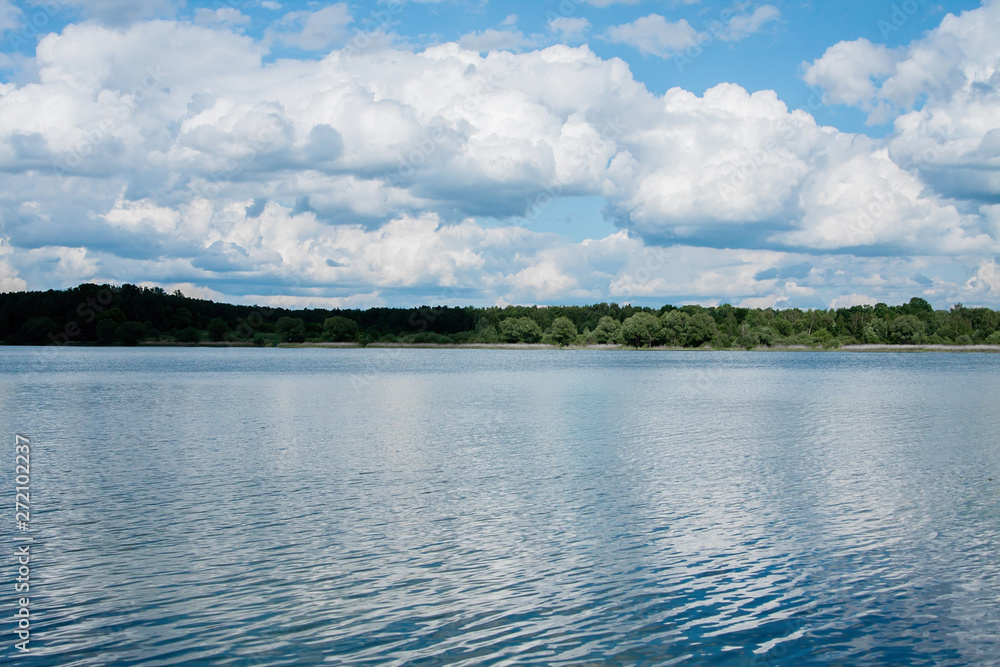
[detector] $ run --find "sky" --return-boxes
[0,0,998,310]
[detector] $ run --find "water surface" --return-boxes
[1,348,999,665]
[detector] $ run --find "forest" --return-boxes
[2,283,1000,348]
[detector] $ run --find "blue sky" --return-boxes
[0,0,998,309]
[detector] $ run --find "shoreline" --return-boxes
[8,342,1000,353]
[97,341,1000,353]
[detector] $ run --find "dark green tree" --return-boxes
[276,316,307,343]
[18,317,57,344]
[178,326,201,343]
[889,315,925,344]
[903,297,934,317]
[114,321,147,346]
[207,317,229,342]
[322,316,359,342]
[96,319,118,344]
[683,313,718,347]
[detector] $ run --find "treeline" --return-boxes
[2,283,1000,348]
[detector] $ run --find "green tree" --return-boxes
[96,319,118,344]
[621,312,661,348]
[737,323,760,349]
[498,318,519,343]
[498,317,543,343]
[114,321,147,346]
[773,317,793,337]
[683,313,719,347]
[661,311,690,346]
[757,327,775,347]
[96,306,127,326]
[207,317,229,342]
[588,316,622,344]
[889,315,925,344]
[549,317,578,346]
[178,326,201,343]
[904,297,934,317]
[322,316,359,342]
[18,316,57,344]
[276,316,307,343]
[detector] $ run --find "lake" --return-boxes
[1,347,999,665]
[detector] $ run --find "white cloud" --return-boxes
[548,17,591,42]
[600,82,988,256]
[607,6,780,59]
[804,1,1000,113]
[722,5,780,42]
[194,7,251,29]
[458,28,533,53]
[55,0,181,26]
[252,291,384,310]
[605,14,698,58]
[0,26,981,262]
[272,4,353,51]
[0,0,21,34]
[157,282,228,302]
[261,1,281,10]
[24,246,98,282]
[965,259,1000,295]
[806,1,1000,207]
[803,39,900,108]
[0,237,27,293]
[0,14,998,306]
[828,293,878,309]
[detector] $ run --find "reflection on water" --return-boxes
[1,348,999,665]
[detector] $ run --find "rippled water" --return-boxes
[2,347,999,665]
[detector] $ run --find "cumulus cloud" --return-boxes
[0,10,998,307]
[458,28,534,53]
[0,237,27,293]
[606,6,780,59]
[0,0,21,34]
[0,29,968,255]
[54,0,181,26]
[722,5,781,41]
[805,1,1000,206]
[805,1,999,117]
[605,14,699,58]
[803,38,901,109]
[548,17,591,43]
[154,282,228,302]
[965,259,1000,296]
[271,4,353,51]
[194,7,252,29]
[602,83,989,256]
[828,293,878,309]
